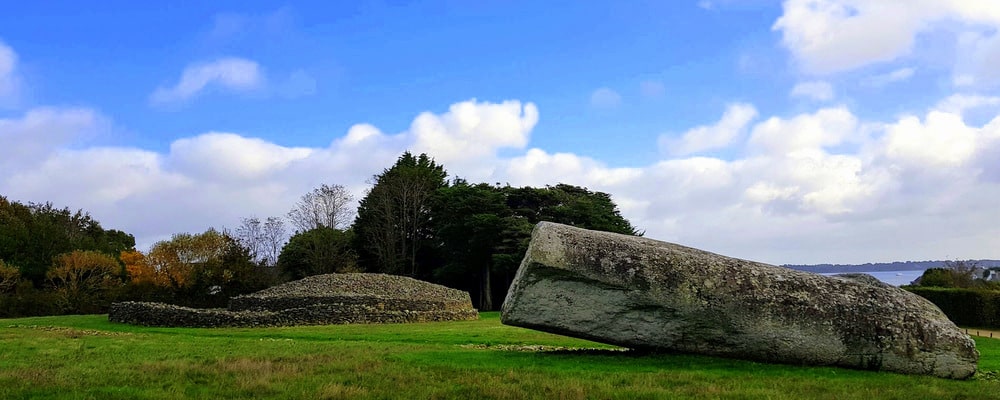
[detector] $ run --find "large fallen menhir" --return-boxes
[501,222,978,379]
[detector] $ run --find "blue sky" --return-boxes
[3,1,1000,264]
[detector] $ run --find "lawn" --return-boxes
[2,312,999,399]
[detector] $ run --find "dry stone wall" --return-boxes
[109,273,478,328]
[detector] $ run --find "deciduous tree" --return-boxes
[234,216,287,267]
[277,227,358,280]
[0,196,135,285]
[287,184,354,232]
[46,250,122,313]
[0,259,20,294]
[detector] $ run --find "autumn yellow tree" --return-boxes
[139,228,271,307]
[145,229,229,289]
[118,250,163,286]
[46,250,122,313]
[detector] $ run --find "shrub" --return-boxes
[904,286,1000,328]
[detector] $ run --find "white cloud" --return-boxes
[0,107,105,171]
[590,87,622,109]
[150,58,265,104]
[773,0,1000,82]
[6,97,1000,264]
[168,133,314,182]
[661,103,758,155]
[881,111,978,169]
[955,30,1000,87]
[410,100,538,165]
[933,93,1000,115]
[748,106,858,155]
[790,80,834,101]
[0,40,21,107]
[866,67,916,87]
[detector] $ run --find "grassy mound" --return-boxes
[109,273,478,328]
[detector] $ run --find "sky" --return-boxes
[2,0,1000,265]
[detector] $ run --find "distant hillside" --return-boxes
[782,260,1000,274]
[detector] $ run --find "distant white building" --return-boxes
[974,267,1000,282]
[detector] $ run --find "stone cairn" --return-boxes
[501,222,979,379]
[110,273,478,328]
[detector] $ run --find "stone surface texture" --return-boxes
[501,222,978,379]
[110,273,478,328]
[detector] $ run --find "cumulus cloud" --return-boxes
[590,87,622,109]
[0,40,21,107]
[773,0,1000,83]
[0,99,537,249]
[411,100,538,163]
[0,107,105,171]
[790,80,834,101]
[150,58,265,104]
[748,106,858,155]
[6,97,1000,264]
[661,103,758,155]
[168,133,314,182]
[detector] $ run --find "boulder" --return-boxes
[501,222,978,379]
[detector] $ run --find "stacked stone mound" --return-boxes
[109,273,478,328]
[501,222,979,379]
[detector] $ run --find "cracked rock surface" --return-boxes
[501,222,978,379]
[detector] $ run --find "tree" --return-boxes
[146,230,226,289]
[354,152,448,277]
[234,216,287,267]
[121,249,155,285]
[945,260,978,288]
[918,268,955,287]
[428,181,637,310]
[46,250,123,313]
[0,196,135,285]
[277,227,358,280]
[0,259,20,294]
[430,180,512,310]
[143,229,274,306]
[261,217,287,267]
[504,184,639,235]
[287,184,354,232]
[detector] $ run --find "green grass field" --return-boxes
[2,312,999,399]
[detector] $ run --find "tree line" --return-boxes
[0,151,637,316]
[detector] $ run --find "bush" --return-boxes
[0,280,62,317]
[904,286,1000,328]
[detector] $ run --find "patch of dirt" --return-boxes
[5,325,132,338]
[961,328,1000,339]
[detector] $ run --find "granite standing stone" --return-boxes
[501,222,978,379]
